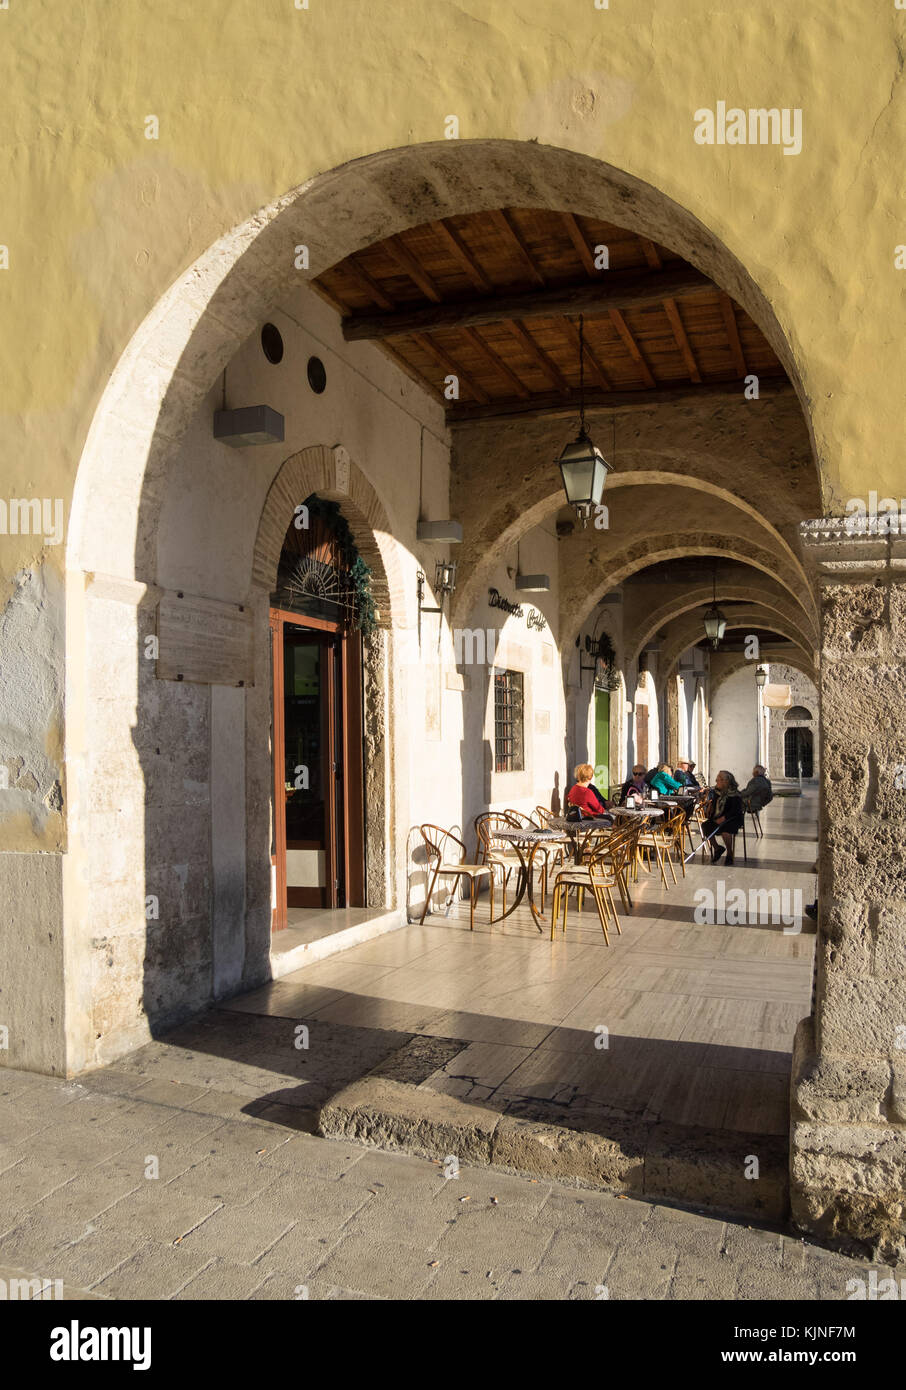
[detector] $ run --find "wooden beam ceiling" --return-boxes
[342,265,716,342]
[313,206,788,422]
[446,377,794,425]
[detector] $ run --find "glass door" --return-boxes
[283,629,342,909]
[270,607,365,929]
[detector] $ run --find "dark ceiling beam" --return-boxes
[503,318,571,393]
[561,212,597,276]
[609,308,657,389]
[342,266,716,342]
[663,297,702,384]
[719,291,748,376]
[412,332,490,404]
[489,209,545,286]
[446,375,794,425]
[431,219,494,293]
[383,234,443,303]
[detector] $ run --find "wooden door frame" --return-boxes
[270,605,366,930]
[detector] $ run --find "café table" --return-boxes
[490,827,573,932]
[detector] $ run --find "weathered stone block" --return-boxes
[820,581,886,659]
[491,1113,646,1190]
[820,977,906,1058]
[318,1077,498,1164]
[644,1122,788,1221]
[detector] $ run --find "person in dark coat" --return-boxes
[702,770,744,865]
[742,766,773,813]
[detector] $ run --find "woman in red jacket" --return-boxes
[567,763,612,818]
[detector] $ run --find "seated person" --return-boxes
[701,770,744,865]
[567,763,612,819]
[673,759,700,790]
[688,759,706,788]
[619,764,651,804]
[649,763,684,794]
[742,765,773,813]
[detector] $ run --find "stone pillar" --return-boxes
[666,675,679,767]
[790,520,906,1261]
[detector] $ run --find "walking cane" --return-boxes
[683,822,725,865]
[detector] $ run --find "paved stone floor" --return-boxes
[236,793,818,1140]
[2,791,886,1301]
[0,1058,898,1300]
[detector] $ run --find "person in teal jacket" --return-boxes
[649,763,684,794]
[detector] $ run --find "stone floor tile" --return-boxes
[90,1240,215,1299]
[308,1232,438,1299]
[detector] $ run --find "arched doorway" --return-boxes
[784,725,814,778]
[270,496,372,923]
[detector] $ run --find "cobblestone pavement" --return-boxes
[0,1053,899,1301]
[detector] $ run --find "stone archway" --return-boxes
[251,444,406,627]
[67,139,824,593]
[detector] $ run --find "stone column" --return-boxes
[790,520,906,1261]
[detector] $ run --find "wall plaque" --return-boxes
[157,592,255,687]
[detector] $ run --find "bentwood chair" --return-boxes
[660,809,688,878]
[419,825,492,931]
[475,812,526,916]
[550,847,622,945]
[635,814,675,890]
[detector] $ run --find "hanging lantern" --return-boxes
[702,565,727,647]
[556,315,611,525]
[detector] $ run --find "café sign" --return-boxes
[488,587,548,633]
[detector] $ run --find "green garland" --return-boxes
[304,495,376,634]
[597,632,621,692]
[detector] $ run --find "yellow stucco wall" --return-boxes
[1,0,904,562]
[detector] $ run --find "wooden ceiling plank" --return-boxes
[447,376,793,425]
[504,318,571,393]
[411,331,491,404]
[460,325,532,399]
[561,212,597,276]
[561,316,611,391]
[383,234,443,303]
[488,208,546,286]
[662,297,703,384]
[342,258,396,312]
[432,219,494,293]
[639,237,663,269]
[341,266,715,340]
[720,291,748,376]
[609,308,657,389]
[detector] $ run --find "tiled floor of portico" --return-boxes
[227,793,818,1144]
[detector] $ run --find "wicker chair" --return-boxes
[418,825,493,931]
[475,812,526,916]
[550,847,623,944]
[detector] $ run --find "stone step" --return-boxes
[270,907,406,978]
[318,1047,789,1224]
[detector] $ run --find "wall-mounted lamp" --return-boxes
[755,666,768,689]
[417,520,463,544]
[515,573,550,593]
[417,562,457,648]
[213,404,284,447]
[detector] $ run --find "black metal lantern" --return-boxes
[755,665,768,689]
[557,316,611,525]
[702,566,727,648]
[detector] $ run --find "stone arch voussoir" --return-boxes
[251,444,406,630]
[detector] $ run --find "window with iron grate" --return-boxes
[494,669,524,773]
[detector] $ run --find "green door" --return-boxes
[594,689,610,798]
